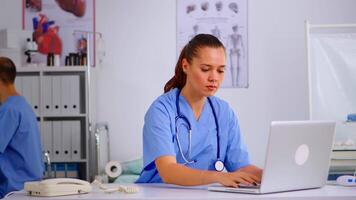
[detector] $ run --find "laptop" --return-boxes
[208,120,336,194]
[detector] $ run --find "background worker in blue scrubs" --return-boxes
[0,57,43,198]
[137,34,262,187]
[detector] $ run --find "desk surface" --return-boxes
[5,184,356,200]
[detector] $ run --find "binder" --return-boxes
[71,121,81,160]
[14,76,23,95]
[60,76,71,114]
[42,121,53,159]
[69,76,80,114]
[15,75,40,114]
[66,163,78,178]
[52,121,62,161]
[55,163,66,178]
[30,76,40,115]
[50,164,56,178]
[43,164,49,179]
[21,76,32,109]
[42,164,55,179]
[38,121,44,151]
[61,121,72,160]
[42,76,53,115]
[52,76,61,115]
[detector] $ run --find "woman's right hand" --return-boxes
[217,171,260,188]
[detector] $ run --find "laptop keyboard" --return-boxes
[238,183,261,189]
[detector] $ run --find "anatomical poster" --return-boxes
[23,0,95,66]
[177,0,248,88]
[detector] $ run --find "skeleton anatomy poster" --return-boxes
[177,0,248,88]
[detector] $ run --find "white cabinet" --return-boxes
[16,66,90,180]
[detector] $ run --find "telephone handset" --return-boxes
[24,178,92,197]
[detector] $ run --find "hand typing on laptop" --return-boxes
[217,165,262,188]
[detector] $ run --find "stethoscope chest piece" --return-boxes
[214,160,225,172]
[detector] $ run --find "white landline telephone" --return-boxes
[24,178,92,197]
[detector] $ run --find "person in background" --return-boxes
[0,57,43,198]
[136,34,262,187]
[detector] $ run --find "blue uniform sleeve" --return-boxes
[0,108,19,153]
[224,109,250,172]
[142,101,175,170]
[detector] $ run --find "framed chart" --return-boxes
[177,0,248,88]
[23,0,95,66]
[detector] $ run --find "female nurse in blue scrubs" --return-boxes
[136,34,262,187]
[0,57,43,198]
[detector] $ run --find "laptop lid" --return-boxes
[259,120,335,193]
[208,120,335,194]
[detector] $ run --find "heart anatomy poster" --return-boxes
[23,0,95,66]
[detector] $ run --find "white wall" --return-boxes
[95,0,356,167]
[2,0,356,167]
[0,0,22,29]
[95,0,176,162]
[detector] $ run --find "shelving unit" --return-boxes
[15,66,90,181]
[329,121,356,179]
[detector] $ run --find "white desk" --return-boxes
[5,184,356,200]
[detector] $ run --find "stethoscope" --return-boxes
[175,90,225,172]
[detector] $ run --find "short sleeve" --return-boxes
[0,108,19,153]
[224,109,250,172]
[142,101,175,169]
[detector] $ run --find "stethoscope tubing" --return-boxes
[175,90,221,167]
[176,125,194,164]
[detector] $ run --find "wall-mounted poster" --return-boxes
[177,0,248,88]
[23,0,95,66]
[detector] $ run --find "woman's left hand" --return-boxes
[235,165,263,184]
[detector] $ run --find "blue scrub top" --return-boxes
[0,96,44,198]
[136,88,250,183]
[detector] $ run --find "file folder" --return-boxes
[69,76,80,114]
[20,76,40,115]
[71,121,81,160]
[52,121,62,161]
[14,76,23,95]
[38,121,44,151]
[66,163,79,178]
[21,76,32,110]
[55,163,66,178]
[30,76,40,116]
[42,164,56,179]
[61,121,72,160]
[42,76,53,115]
[52,76,61,115]
[42,121,53,159]
[61,76,71,114]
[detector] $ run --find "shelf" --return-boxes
[43,114,87,118]
[51,159,88,163]
[333,146,356,151]
[330,159,356,168]
[17,66,88,72]
[16,66,90,180]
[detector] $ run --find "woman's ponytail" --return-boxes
[164,45,188,93]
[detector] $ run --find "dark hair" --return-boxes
[164,34,224,93]
[0,57,16,84]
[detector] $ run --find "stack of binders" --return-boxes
[44,163,79,178]
[42,120,82,162]
[42,75,80,116]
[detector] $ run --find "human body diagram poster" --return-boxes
[177,0,248,88]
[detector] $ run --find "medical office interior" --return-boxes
[1,0,356,198]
